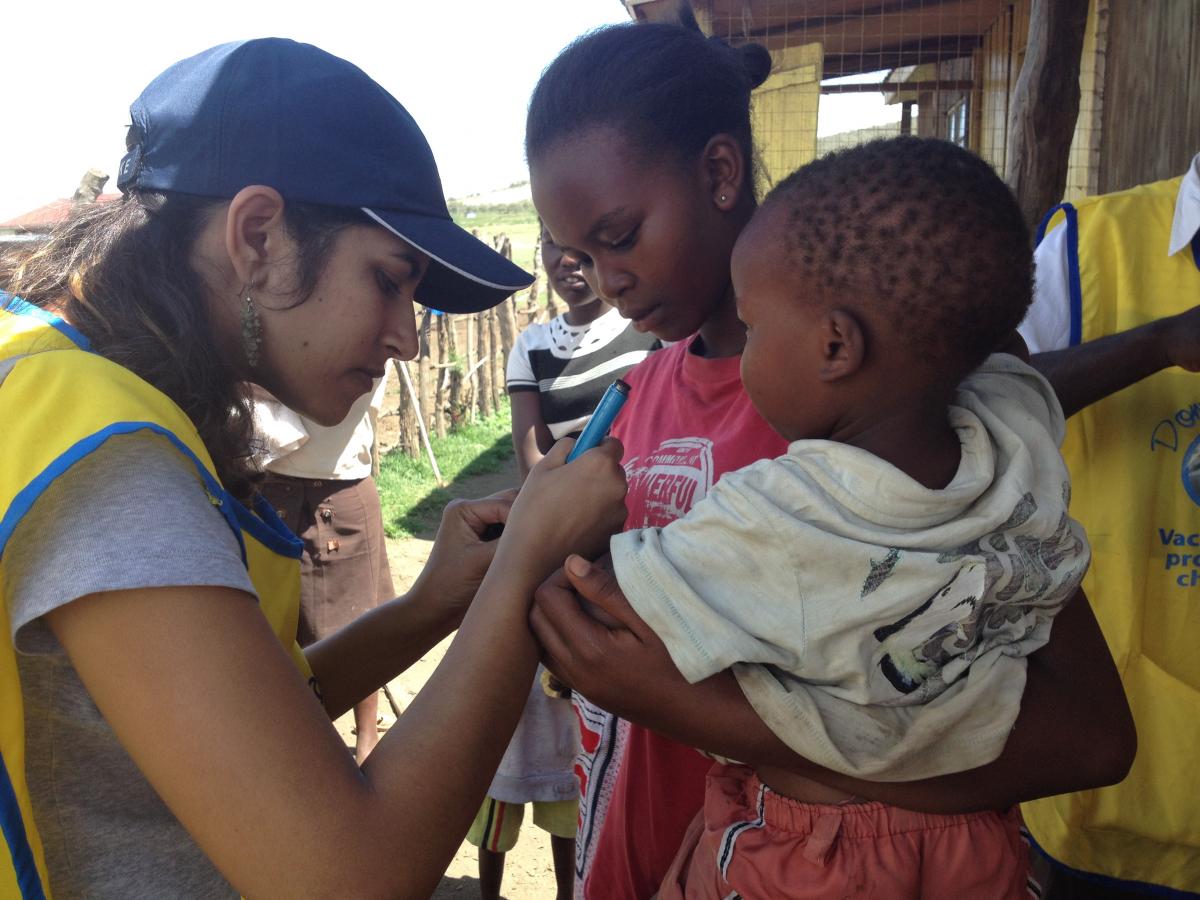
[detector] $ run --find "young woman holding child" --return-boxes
[0,38,628,899]
[521,19,1139,899]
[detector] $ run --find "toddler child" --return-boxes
[577,137,1087,898]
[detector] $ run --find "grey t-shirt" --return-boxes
[6,433,255,899]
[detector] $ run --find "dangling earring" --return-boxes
[241,290,262,368]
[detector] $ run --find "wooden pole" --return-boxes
[395,360,421,458]
[417,310,435,437]
[476,308,494,418]
[446,314,465,429]
[435,314,450,438]
[489,305,505,411]
[527,235,542,324]
[1004,0,1090,235]
[398,358,444,486]
[464,313,477,423]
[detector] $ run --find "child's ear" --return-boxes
[817,309,865,381]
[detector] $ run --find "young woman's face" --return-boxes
[256,224,427,425]
[530,126,737,343]
[540,224,600,311]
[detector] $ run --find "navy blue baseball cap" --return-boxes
[117,38,531,313]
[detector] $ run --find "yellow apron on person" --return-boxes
[0,296,311,899]
[1021,178,1200,893]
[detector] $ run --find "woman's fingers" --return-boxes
[562,554,642,632]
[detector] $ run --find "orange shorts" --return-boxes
[657,764,1034,900]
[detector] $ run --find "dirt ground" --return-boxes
[330,449,566,899]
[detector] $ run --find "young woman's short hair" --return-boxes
[526,17,772,174]
[763,136,1033,373]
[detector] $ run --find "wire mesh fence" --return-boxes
[670,0,1103,201]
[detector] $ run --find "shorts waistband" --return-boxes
[726,767,1014,838]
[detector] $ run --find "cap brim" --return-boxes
[363,208,533,314]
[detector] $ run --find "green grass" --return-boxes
[449,199,541,274]
[377,400,515,539]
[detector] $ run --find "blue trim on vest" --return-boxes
[1191,233,1200,271]
[1,292,92,352]
[1033,203,1084,347]
[1027,830,1200,898]
[243,493,303,559]
[0,760,47,900]
[0,422,249,568]
[1033,204,1062,247]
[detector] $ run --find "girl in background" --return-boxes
[465,224,658,900]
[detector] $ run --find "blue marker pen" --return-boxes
[481,380,632,540]
[566,379,631,462]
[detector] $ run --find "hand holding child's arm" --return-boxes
[533,571,1136,814]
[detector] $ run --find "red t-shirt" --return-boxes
[576,337,787,899]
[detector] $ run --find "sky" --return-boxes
[1,1,900,222]
[0,0,629,220]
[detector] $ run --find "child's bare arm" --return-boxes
[531,561,1134,813]
[510,391,555,481]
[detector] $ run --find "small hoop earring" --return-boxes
[241,290,262,368]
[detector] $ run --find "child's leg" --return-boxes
[532,799,579,900]
[352,690,380,764]
[465,797,525,900]
[550,835,573,900]
[477,847,505,900]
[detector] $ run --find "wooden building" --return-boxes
[623,0,1200,203]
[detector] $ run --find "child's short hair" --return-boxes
[762,137,1032,372]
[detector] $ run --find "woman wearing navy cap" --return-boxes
[0,39,627,899]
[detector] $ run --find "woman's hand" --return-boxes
[496,437,628,578]
[410,489,517,623]
[531,554,686,716]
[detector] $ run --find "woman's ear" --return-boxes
[817,309,865,381]
[700,134,747,212]
[224,185,289,290]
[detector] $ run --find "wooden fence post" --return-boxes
[464,313,478,423]
[1004,0,1089,235]
[526,237,541,325]
[395,359,421,458]
[476,308,493,418]
[417,309,435,439]
[435,313,450,438]
[489,305,505,411]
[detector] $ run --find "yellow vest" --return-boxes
[1021,179,1200,893]
[0,296,311,899]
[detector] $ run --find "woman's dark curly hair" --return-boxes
[1,191,366,501]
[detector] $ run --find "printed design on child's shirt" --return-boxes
[871,488,1085,699]
[623,437,716,528]
[860,548,901,598]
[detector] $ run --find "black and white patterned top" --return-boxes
[506,306,660,440]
